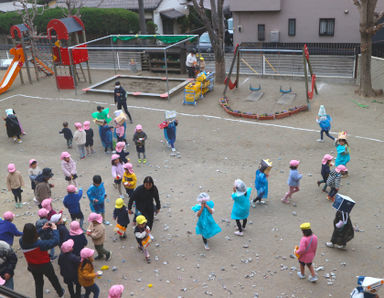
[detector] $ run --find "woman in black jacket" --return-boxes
[0,240,17,289]
[128,176,161,229]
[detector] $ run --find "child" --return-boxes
[63,185,84,229]
[36,208,56,259]
[114,110,128,144]
[78,248,101,297]
[50,213,69,247]
[326,165,348,202]
[28,159,41,191]
[41,198,57,220]
[160,111,178,153]
[191,193,221,250]
[73,122,86,159]
[69,221,88,256]
[59,121,73,149]
[122,163,137,201]
[294,222,318,282]
[87,175,108,224]
[115,141,129,163]
[100,120,114,153]
[108,285,124,298]
[4,109,22,143]
[113,198,130,239]
[252,159,272,207]
[316,105,335,143]
[282,160,302,204]
[317,154,334,193]
[58,239,81,298]
[133,124,147,163]
[83,121,95,155]
[134,215,153,263]
[231,179,251,236]
[114,81,133,123]
[0,211,23,246]
[111,154,124,196]
[115,121,125,143]
[60,151,78,186]
[86,213,112,261]
[6,163,24,208]
[335,131,350,168]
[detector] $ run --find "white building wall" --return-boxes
[154,0,188,34]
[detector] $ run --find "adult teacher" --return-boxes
[128,176,161,230]
[92,105,112,148]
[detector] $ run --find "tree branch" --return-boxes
[353,0,361,10]
[374,11,384,24]
[366,22,384,35]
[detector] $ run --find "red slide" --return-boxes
[0,48,25,95]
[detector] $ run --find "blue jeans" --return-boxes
[84,283,99,298]
[320,129,335,140]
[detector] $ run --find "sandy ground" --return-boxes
[0,69,384,298]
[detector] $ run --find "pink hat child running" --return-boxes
[88,212,103,224]
[115,142,125,153]
[135,124,142,131]
[74,122,83,131]
[69,221,83,236]
[61,239,74,253]
[29,159,37,167]
[41,198,53,211]
[38,208,49,218]
[3,211,15,221]
[123,163,134,173]
[7,163,16,173]
[335,165,348,173]
[108,285,125,298]
[60,151,71,160]
[67,184,77,193]
[322,154,334,165]
[83,121,91,130]
[289,160,300,167]
[80,247,95,261]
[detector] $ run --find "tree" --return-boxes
[191,0,225,83]
[14,0,42,35]
[354,0,384,96]
[138,0,147,34]
[60,0,104,17]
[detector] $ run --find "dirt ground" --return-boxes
[1,69,384,298]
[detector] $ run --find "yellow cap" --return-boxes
[115,198,124,209]
[136,215,147,225]
[200,56,204,61]
[300,222,311,230]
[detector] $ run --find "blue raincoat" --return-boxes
[192,201,221,239]
[335,144,350,166]
[87,182,106,213]
[231,187,251,220]
[318,115,332,131]
[164,121,177,148]
[254,170,268,199]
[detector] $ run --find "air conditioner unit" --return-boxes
[270,31,280,42]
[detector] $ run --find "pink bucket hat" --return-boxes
[111,154,120,161]
[67,184,77,193]
[88,212,103,224]
[29,159,37,167]
[123,163,133,173]
[335,165,348,173]
[115,142,125,153]
[108,285,125,298]
[38,208,49,218]
[135,124,142,131]
[61,239,74,253]
[322,154,334,165]
[80,247,95,261]
[83,121,91,130]
[41,198,52,210]
[3,211,15,221]
[74,122,83,131]
[69,221,83,236]
[7,163,16,173]
[289,160,300,167]
[60,151,71,160]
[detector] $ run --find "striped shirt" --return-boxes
[326,170,341,189]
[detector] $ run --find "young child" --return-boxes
[86,213,112,261]
[60,152,78,186]
[134,215,153,263]
[6,163,24,208]
[87,175,108,224]
[335,131,350,168]
[50,213,69,247]
[69,221,88,256]
[113,198,130,239]
[159,111,178,153]
[0,211,23,246]
[63,185,84,229]
[73,122,86,159]
[59,121,73,149]
[282,160,302,204]
[326,165,348,202]
[317,154,334,193]
[4,109,22,143]
[115,141,129,163]
[35,208,56,259]
[231,179,251,236]
[100,120,114,153]
[191,193,221,250]
[83,121,95,155]
[252,159,272,207]
[78,248,101,297]
[28,159,41,191]
[108,285,124,298]
[316,105,335,143]
[133,124,147,163]
[122,163,137,201]
[58,239,81,298]
[111,154,124,196]
[114,110,127,144]
[115,121,126,143]
[41,198,57,220]
[294,222,318,282]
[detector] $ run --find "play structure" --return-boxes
[183,71,215,105]
[220,44,317,120]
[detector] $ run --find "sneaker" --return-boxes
[13,137,17,142]
[138,159,142,163]
[297,272,306,279]
[15,203,18,208]
[18,203,22,208]
[59,288,65,297]
[234,231,244,236]
[317,139,324,143]
[325,242,334,248]
[171,148,176,152]
[335,244,346,249]
[204,243,210,250]
[17,139,22,144]
[146,256,151,263]
[143,159,147,164]
[94,255,103,260]
[317,181,321,187]
[308,275,318,282]
[281,198,290,204]
[106,251,112,261]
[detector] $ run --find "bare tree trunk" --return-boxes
[214,45,225,83]
[138,0,147,34]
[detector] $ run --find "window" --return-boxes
[319,18,335,36]
[288,18,296,36]
[258,24,265,41]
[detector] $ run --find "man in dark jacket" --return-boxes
[114,81,133,123]
[0,240,17,289]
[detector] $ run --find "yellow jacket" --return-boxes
[78,261,97,287]
[122,172,137,190]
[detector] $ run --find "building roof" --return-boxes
[186,0,230,10]
[54,0,162,10]
[0,1,43,13]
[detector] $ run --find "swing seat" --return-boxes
[280,86,292,94]
[249,84,261,91]
[224,77,237,90]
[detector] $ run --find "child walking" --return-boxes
[317,154,334,193]
[122,163,137,201]
[63,185,84,229]
[28,159,41,191]
[87,175,108,224]
[83,121,95,155]
[6,163,24,208]
[294,222,318,282]
[231,179,251,236]
[86,213,112,261]
[316,105,335,143]
[191,193,222,250]
[113,198,130,239]
[134,215,153,263]
[100,121,114,153]
[252,159,272,207]
[58,239,81,298]
[108,285,124,298]
[78,248,101,298]
[111,154,124,196]
[133,124,147,163]
[115,142,129,163]
[326,165,348,202]
[73,122,86,159]
[36,208,57,259]
[159,111,178,153]
[60,152,78,186]
[41,198,57,220]
[335,131,350,168]
[69,221,88,256]
[282,160,302,204]
[59,121,73,149]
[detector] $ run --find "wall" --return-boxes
[153,0,188,34]
[230,0,281,11]
[357,55,384,90]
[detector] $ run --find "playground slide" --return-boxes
[33,56,54,75]
[0,48,24,95]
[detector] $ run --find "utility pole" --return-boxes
[138,0,147,34]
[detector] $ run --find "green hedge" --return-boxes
[0,11,22,35]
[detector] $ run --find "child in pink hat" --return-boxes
[115,141,129,163]
[111,154,124,196]
[58,239,81,298]
[73,122,86,159]
[108,285,124,298]
[122,163,137,201]
[28,159,41,191]
[63,185,84,228]
[83,121,95,155]
[69,221,87,256]
[6,163,24,209]
[60,152,78,186]
[78,248,101,297]
[35,207,57,259]
[326,165,348,202]
[282,160,302,204]
[0,211,22,246]
[86,213,112,261]
[317,154,334,193]
[133,124,147,163]
[41,198,57,220]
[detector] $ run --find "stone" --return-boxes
[292,211,297,216]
